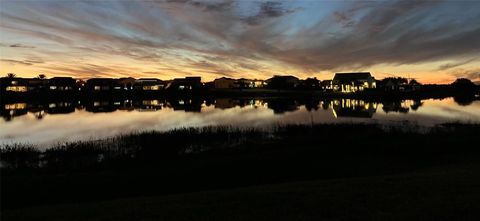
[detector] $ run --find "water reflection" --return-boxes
[1,97,479,122]
[1,97,479,147]
[331,99,377,118]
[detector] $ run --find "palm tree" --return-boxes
[6,73,16,78]
[36,74,46,79]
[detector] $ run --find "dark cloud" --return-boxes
[258,0,480,71]
[0,0,479,79]
[333,12,354,28]
[9,43,35,48]
[1,59,34,66]
[242,1,296,26]
[451,69,480,81]
[438,58,476,70]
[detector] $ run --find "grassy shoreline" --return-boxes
[2,123,480,220]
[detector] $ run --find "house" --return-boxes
[48,77,76,91]
[85,78,120,91]
[332,72,376,93]
[134,78,164,91]
[266,75,300,90]
[320,80,333,91]
[166,77,202,91]
[237,78,265,88]
[0,77,29,92]
[117,77,136,90]
[214,77,237,89]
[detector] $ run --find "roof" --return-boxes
[215,77,235,81]
[333,72,372,82]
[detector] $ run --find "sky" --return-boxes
[0,0,479,83]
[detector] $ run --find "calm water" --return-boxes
[1,97,479,148]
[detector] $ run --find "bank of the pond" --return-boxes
[1,123,480,220]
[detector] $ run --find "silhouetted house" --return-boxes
[332,72,376,93]
[166,77,202,91]
[299,77,320,90]
[266,75,300,90]
[214,77,237,89]
[0,77,29,92]
[237,78,265,88]
[85,78,120,91]
[27,78,48,92]
[48,77,76,91]
[380,77,408,91]
[117,77,136,90]
[321,80,333,91]
[134,78,165,91]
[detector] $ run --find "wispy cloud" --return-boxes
[0,0,479,82]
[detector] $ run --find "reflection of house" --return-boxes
[214,98,238,109]
[134,78,165,91]
[214,77,237,89]
[267,99,299,114]
[331,99,377,118]
[46,102,75,114]
[166,98,202,112]
[166,77,202,91]
[1,103,28,121]
[134,100,163,111]
[48,77,76,91]
[86,101,118,112]
[382,101,409,113]
[332,72,376,93]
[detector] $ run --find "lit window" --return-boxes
[6,86,27,92]
[50,86,57,90]
[94,86,101,91]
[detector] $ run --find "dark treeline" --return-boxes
[2,123,480,210]
[1,73,478,101]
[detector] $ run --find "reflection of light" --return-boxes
[49,103,56,108]
[332,108,338,118]
[49,86,57,90]
[142,100,160,106]
[179,100,185,105]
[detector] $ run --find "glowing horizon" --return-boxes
[1,0,479,84]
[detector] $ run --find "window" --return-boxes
[6,86,27,92]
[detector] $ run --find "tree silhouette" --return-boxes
[6,73,16,78]
[36,74,47,79]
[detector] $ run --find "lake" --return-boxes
[1,97,479,148]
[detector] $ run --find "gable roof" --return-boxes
[333,72,372,83]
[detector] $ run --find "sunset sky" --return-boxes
[1,0,479,83]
